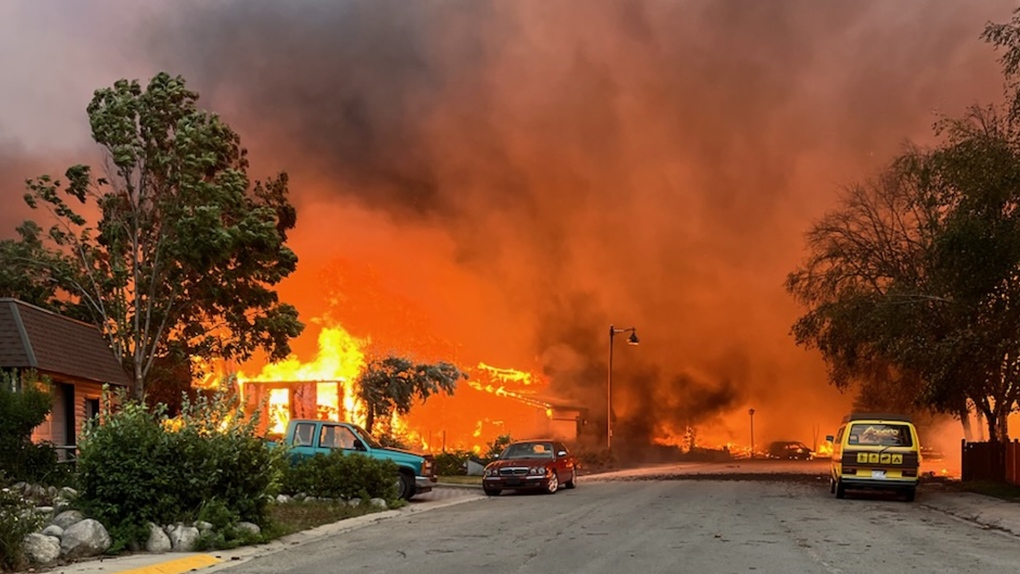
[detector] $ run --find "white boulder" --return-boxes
[51,509,84,530]
[236,521,261,536]
[23,533,61,565]
[60,519,112,559]
[146,522,172,553]
[168,525,200,552]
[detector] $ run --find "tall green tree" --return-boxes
[0,221,70,310]
[357,356,465,433]
[3,72,304,399]
[787,105,1020,441]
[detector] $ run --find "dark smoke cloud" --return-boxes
[148,0,1011,448]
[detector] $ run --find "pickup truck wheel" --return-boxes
[396,472,415,501]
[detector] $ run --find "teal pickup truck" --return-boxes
[276,419,437,500]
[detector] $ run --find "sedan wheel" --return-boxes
[483,486,502,497]
[545,471,559,494]
[564,468,577,489]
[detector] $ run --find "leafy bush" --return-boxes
[194,499,262,551]
[283,450,399,501]
[0,487,42,572]
[434,451,469,476]
[75,387,285,551]
[0,370,62,484]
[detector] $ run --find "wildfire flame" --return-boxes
[238,325,367,434]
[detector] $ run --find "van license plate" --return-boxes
[872,470,886,479]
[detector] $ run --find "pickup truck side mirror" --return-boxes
[353,439,367,451]
[825,435,834,442]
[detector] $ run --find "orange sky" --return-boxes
[1,1,1016,451]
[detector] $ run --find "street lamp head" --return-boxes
[627,331,640,345]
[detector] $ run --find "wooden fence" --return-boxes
[1007,440,1020,486]
[960,439,1020,484]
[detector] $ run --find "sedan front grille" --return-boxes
[499,467,528,476]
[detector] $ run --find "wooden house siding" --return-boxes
[29,375,108,458]
[1,299,128,458]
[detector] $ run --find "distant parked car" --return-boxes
[767,441,813,460]
[482,440,578,496]
[920,446,945,461]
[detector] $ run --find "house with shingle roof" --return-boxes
[0,298,129,457]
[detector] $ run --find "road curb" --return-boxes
[115,554,222,574]
[203,490,485,572]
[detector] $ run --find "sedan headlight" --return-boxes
[529,466,546,475]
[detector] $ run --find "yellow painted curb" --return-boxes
[116,554,221,574]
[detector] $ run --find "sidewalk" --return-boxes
[920,491,1020,536]
[43,485,484,574]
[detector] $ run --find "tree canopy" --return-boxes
[0,72,304,399]
[357,356,465,433]
[787,105,1020,441]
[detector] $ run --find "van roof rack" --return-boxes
[841,412,913,424]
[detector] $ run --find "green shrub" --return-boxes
[0,370,61,484]
[284,450,399,501]
[193,499,262,551]
[75,387,285,551]
[0,487,43,572]
[434,451,469,476]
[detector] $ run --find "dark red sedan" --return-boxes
[482,440,578,496]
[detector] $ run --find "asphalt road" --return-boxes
[219,478,1020,574]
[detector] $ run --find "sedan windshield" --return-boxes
[501,442,555,460]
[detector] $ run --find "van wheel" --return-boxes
[835,479,846,499]
[829,478,836,494]
[904,487,916,502]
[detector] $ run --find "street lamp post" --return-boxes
[608,325,639,451]
[748,408,756,459]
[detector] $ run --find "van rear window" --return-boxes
[847,423,913,447]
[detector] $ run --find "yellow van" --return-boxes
[827,413,921,502]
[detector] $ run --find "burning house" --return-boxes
[233,325,587,453]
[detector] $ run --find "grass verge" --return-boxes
[955,480,1020,502]
[265,501,391,538]
[437,475,483,486]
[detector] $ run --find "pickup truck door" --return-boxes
[289,421,320,461]
[318,423,361,452]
